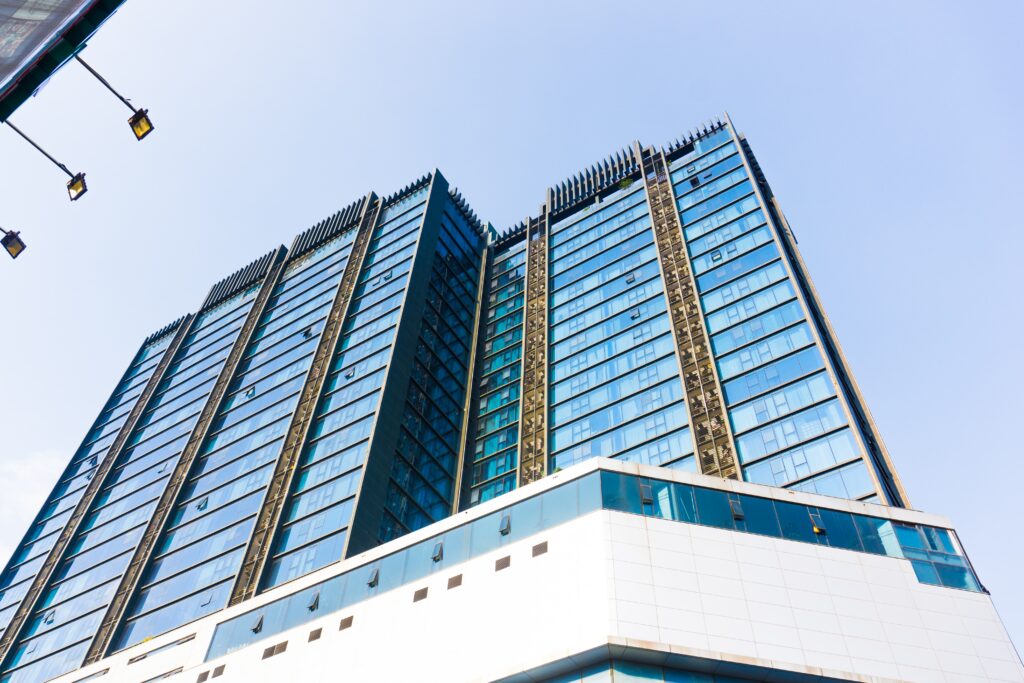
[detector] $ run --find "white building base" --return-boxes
[55,462,1023,683]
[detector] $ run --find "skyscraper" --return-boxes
[466,124,905,509]
[0,114,1018,683]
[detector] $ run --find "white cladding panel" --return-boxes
[53,508,1021,683]
[607,511,1022,682]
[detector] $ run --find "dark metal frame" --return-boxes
[343,173,451,556]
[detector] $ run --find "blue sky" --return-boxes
[1,0,1021,648]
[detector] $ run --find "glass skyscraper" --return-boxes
[0,114,922,682]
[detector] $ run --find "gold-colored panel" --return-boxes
[518,212,548,487]
[637,146,737,480]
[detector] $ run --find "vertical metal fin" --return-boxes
[228,194,382,605]
[84,248,288,663]
[0,315,194,665]
[518,209,549,486]
[451,228,491,513]
[636,144,738,480]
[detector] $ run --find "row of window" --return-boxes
[671,128,879,505]
[469,237,526,505]
[2,291,260,683]
[0,336,173,643]
[260,188,431,587]
[113,230,361,651]
[206,466,980,667]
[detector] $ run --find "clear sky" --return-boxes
[1,0,1021,650]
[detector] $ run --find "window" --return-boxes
[775,502,817,543]
[728,497,744,520]
[639,483,654,505]
[495,556,511,571]
[694,487,734,529]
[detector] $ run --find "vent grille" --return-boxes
[288,194,369,262]
[381,172,432,206]
[664,116,727,157]
[448,187,486,238]
[200,247,285,311]
[547,146,640,217]
[143,315,187,346]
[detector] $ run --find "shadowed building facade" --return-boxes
[0,115,1010,683]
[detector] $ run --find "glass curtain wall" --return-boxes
[379,196,484,540]
[0,290,260,683]
[467,237,526,505]
[111,230,359,650]
[668,125,878,502]
[0,332,175,642]
[258,186,430,590]
[547,182,693,473]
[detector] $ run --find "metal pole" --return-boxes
[3,120,74,178]
[75,55,135,113]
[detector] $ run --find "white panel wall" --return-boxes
[607,511,1023,683]
[51,461,1022,683]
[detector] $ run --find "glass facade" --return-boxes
[547,182,692,474]
[378,194,483,541]
[111,229,360,650]
[260,186,431,587]
[1,291,260,683]
[667,124,881,502]
[0,332,174,646]
[0,119,921,677]
[468,237,526,505]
